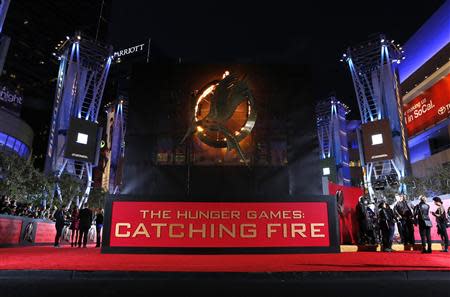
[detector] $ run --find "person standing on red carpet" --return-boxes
[95,208,104,248]
[69,206,80,247]
[431,197,448,252]
[78,204,93,248]
[378,201,395,252]
[394,194,415,248]
[414,196,432,254]
[54,205,66,248]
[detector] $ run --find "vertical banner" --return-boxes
[102,196,340,254]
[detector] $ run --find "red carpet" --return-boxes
[1,246,450,272]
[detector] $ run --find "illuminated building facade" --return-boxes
[0,108,32,159]
[399,1,450,178]
[0,1,32,159]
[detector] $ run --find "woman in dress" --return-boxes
[69,206,80,247]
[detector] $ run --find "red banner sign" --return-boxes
[34,222,56,244]
[0,218,22,245]
[404,74,450,137]
[109,201,331,248]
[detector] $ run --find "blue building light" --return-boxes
[398,1,450,82]
[0,132,30,158]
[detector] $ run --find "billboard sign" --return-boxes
[361,119,394,162]
[113,39,150,62]
[0,84,23,115]
[404,74,450,137]
[102,196,340,254]
[64,117,102,164]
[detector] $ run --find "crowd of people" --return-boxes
[0,196,50,219]
[0,195,104,248]
[357,194,449,253]
[54,204,104,248]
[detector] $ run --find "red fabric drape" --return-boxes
[328,182,363,244]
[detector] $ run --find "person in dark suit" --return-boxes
[431,197,448,252]
[78,204,93,248]
[414,195,433,253]
[54,205,66,248]
[378,201,396,252]
[394,194,415,249]
[95,208,104,248]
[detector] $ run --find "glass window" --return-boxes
[14,140,21,153]
[5,136,15,149]
[0,132,6,145]
[22,146,29,158]
[18,143,24,156]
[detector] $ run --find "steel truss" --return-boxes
[45,32,112,207]
[343,34,409,198]
[316,96,351,185]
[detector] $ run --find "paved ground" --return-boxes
[1,270,450,297]
[1,245,450,296]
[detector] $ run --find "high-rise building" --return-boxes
[0,0,32,160]
[0,0,111,168]
[399,1,450,178]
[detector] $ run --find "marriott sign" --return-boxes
[114,43,145,58]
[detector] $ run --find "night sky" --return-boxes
[109,0,445,119]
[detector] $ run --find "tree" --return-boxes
[88,187,107,209]
[57,174,84,208]
[402,165,450,199]
[0,152,35,202]
[0,152,56,208]
[402,175,428,199]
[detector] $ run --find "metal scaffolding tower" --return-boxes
[342,34,409,198]
[316,96,351,185]
[45,32,113,206]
